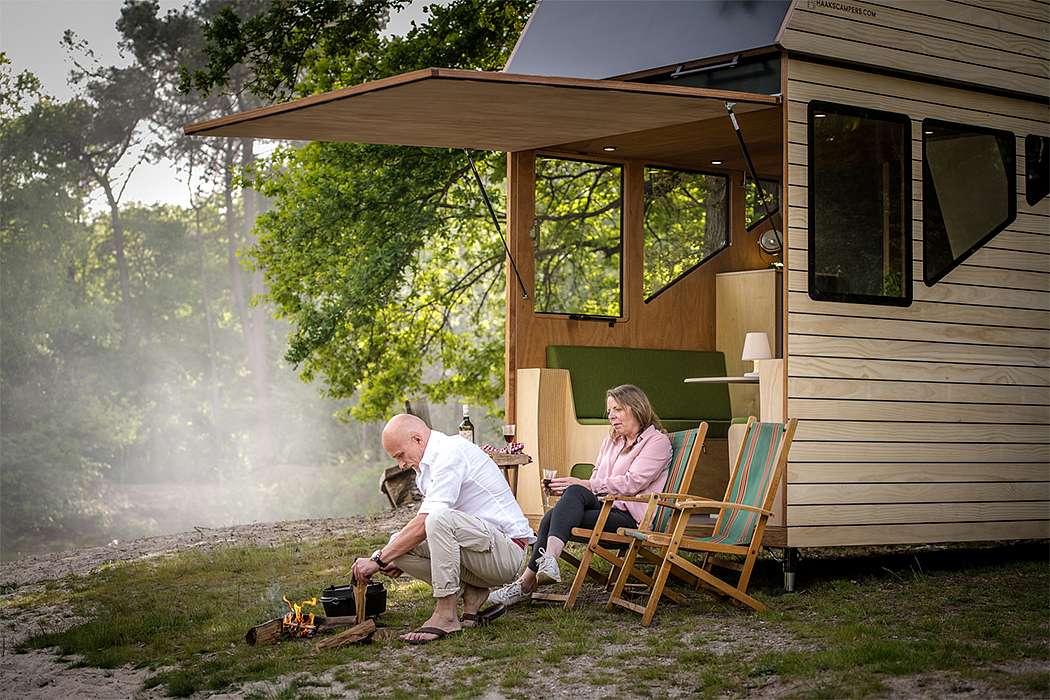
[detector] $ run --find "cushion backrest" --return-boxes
[545,345,731,422]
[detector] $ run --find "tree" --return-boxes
[186,0,532,421]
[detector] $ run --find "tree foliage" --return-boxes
[187,0,532,421]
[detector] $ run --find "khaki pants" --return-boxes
[394,508,528,598]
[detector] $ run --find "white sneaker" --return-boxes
[535,548,562,586]
[488,579,533,607]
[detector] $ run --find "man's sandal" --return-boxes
[400,626,463,645]
[461,603,506,628]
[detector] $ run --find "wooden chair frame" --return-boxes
[607,417,798,626]
[531,423,708,610]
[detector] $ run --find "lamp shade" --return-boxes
[741,332,772,362]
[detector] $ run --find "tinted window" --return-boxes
[923,120,1016,286]
[808,101,912,306]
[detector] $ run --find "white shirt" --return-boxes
[416,430,534,542]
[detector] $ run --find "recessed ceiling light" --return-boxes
[603,146,616,151]
[711,160,722,165]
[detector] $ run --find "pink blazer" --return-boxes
[587,425,673,525]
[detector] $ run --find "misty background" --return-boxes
[0,0,501,562]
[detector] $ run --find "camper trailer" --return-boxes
[188,0,1049,575]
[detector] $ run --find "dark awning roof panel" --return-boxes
[184,68,779,156]
[504,0,793,80]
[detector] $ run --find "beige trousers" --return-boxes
[393,508,528,598]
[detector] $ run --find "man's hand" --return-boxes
[351,556,380,581]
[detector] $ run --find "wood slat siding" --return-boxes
[779,0,1049,98]
[790,481,1048,504]
[782,33,1050,547]
[788,462,1050,483]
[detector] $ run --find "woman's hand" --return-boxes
[549,476,589,495]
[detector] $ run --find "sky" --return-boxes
[0,0,436,210]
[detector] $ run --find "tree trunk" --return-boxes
[223,142,273,462]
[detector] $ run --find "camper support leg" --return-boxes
[783,547,798,593]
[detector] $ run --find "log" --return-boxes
[315,619,377,650]
[354,577,367,626]
[245,615,362,646]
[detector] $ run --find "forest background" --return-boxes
[1,0,534,561]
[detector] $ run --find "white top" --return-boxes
[416,430,535,542]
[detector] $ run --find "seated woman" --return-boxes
[488,384,673,607]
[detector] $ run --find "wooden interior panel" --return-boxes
[785,399,1048,424]
[788,355,1049,387]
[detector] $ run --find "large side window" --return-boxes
[642,167,729,301]
[534,157,623,318]
[923,120,1016,286]
[808,101,912,306]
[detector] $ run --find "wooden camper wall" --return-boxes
[778,0,1050,547]
[503,150,772,421]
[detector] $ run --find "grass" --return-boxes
[3,534,1047,699]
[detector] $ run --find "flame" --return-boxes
[281,595,319,638]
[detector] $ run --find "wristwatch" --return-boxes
[370,549,388,568]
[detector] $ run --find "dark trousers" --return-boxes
[528,484,636,571]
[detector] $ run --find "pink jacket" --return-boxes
[588,425,673,526]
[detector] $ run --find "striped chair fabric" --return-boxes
[695,421,785,546]
[650,427,701,532]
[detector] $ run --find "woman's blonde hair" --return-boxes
[606,384,663,453]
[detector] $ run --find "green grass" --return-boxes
[3,536,1047,699]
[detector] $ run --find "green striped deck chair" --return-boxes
[607,417,798,626]
[531,423,707,611]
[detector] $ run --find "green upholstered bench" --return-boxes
[545,346,733,439]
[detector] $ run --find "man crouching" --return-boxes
[351,413,533,644]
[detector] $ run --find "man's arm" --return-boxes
[350,512,428,580]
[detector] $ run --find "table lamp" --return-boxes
[741,332,772,378]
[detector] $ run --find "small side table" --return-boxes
[485,452,532,496]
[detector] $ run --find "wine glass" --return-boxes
[502,424,516,445]
[542,469,557,507]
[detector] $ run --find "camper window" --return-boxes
[744,177,781,230]
[533,157,623,318]
[808,101,912,307]
[642,167,729,301]
[922,120,1017,286]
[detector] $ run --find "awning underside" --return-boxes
[185,69,782,174]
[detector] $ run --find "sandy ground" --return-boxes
[0,509,418,700]
[1,511,1045,699]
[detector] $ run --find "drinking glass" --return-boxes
[542,469,557,507]
[502,424,516,445]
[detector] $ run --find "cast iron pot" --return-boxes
[319,581,386,619]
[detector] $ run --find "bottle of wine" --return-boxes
[458,404,475,443]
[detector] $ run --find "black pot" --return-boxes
[320,582,386,619]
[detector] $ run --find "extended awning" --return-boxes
[185,68,782,174]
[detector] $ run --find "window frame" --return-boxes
[921,118,1017,287]
[807,100,913,307]
[641,164,731,304]
[532,155,625,320]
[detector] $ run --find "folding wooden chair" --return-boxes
[531,423,707,610]
[607,417,797,626]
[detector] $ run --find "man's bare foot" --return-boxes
[399,605,460,643]
[460,584,491,627]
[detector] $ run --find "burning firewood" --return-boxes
[245,596,363,646]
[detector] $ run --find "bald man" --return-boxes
[351,413,533,644]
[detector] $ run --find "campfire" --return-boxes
[282,596,318,638]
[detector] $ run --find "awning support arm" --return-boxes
[465,150,528,300]
[725,101,782,254]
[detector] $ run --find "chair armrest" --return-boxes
[673,499,773,517]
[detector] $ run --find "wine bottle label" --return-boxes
[459,429,474,443]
